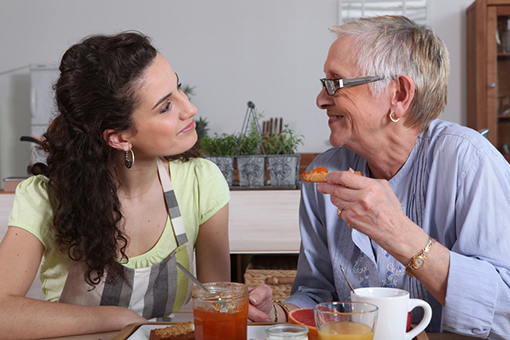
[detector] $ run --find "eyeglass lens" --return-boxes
[321,79,339,96]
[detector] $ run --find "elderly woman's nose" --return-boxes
[317,87,334,109]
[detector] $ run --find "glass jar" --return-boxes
[265,324,309,340]
[192,282,249,340]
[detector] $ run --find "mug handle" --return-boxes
[405,299,432,340]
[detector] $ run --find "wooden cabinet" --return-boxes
[467,0,510,162]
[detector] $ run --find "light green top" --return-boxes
[8,158,230,302]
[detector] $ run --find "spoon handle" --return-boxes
[176,262,209,292]
[340,266,356,293]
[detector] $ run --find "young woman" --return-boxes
[0,31,231,339]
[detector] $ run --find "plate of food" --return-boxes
[121,322,270,340]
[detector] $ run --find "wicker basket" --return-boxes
[243,255,298,301]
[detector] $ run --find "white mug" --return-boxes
[351,287,432,340]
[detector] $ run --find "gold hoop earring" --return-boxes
[124,147,134,169]
[389,112,400,123]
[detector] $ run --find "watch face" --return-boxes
[414,257,425,268]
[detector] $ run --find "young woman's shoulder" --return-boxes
[169,157,226,183]
[13,175,51,204]
[167,157,230,224]
[9,175,54,245]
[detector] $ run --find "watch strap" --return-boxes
[405,236,436,277]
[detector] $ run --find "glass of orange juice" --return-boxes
[314,302,378,340]
[192,282,249,340]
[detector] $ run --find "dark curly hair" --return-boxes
[39,31,197,286]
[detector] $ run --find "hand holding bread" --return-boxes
[302,167,361,182]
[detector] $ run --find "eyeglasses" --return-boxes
[320,75,385,96]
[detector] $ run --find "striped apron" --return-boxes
[59,158,193,320]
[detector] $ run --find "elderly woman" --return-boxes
[249,16,510,339]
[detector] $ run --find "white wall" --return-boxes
[0,0,475,187]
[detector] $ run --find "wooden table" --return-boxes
[41,325,477,340]
[41,332,476,340]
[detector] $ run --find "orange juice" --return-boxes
[193,302,248,340]
[318,322,374,340]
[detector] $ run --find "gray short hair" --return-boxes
[330,15,449,130]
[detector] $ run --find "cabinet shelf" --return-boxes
[467,0,510,163]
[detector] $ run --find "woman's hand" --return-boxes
[247,285,273,322]
[318,170,449,305]
[317,170,414,252]
[111,306,147,330]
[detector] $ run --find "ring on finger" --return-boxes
[337,208,343,219]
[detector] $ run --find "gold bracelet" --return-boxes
[405,236,436,277]
[272,302,278,322]
[273,299,290,322]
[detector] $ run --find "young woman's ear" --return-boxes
[103,129,131,152]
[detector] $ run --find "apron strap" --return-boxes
[157,158,188,246]
[157,157,194,303]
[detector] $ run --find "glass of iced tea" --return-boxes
[192,282,249,340]
[314,302,378,340]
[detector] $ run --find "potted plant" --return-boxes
[236,122,266,188]
[199,133,238,187]
[263,124,304,188]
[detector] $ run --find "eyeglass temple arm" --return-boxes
[342,76,385,87]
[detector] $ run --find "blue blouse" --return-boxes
[286,120,510,339]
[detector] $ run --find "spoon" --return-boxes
[340,265,356,294]
[176,262,209,293]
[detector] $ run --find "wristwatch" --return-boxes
[405,236,436,277]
